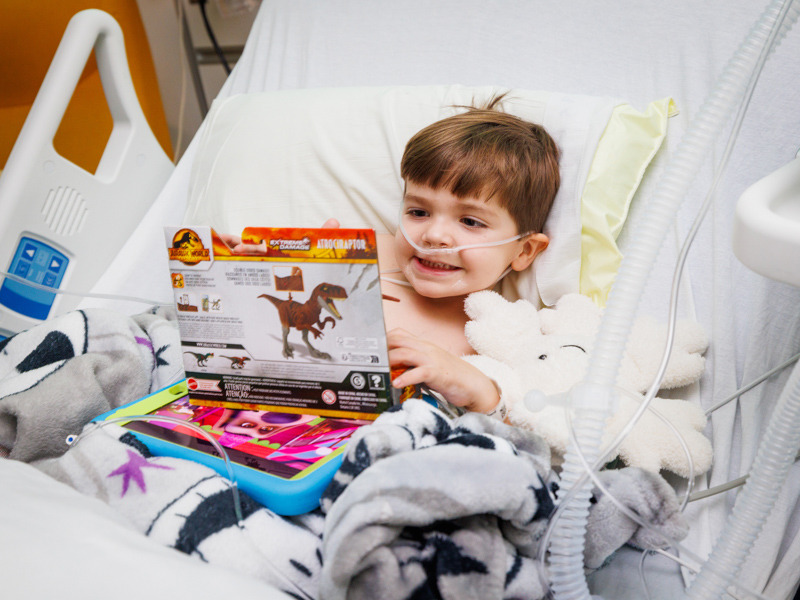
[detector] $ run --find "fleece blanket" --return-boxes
[3,309,689,599]
[33,398,688,600]
[0,307,183,461]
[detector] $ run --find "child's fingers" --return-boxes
[390,364,430,388]
[386,328,421,350]
[233,241,268,255]
[388,345,434,388]
[218,233,242,248]
[388,346,422,370]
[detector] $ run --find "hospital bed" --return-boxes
[2,1,800,598]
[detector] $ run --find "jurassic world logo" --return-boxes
[169,229,210,266]
[268,237,312,252]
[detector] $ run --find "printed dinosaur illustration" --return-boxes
[258,282,348,360]
[221,356,251,369]
[173,230,201,249]
[184,351,214,367]
[275,266,304,291]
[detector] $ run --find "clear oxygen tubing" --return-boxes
[546,0,800,598]
[687,358,800,597]
[396,202,533,255]
[551,389,784,600]
[544,0,798,569]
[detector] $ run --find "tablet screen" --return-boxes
[124,396,370,480]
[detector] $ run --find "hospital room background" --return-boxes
[1,1,800,599]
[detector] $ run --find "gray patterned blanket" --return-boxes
[2,308,689,600]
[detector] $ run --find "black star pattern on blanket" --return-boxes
[401,526,491,600]
[174,488,262,559]
[319,400,558,600]
[0,307,183,462]
[0,334,13,354]
[530,479,556,523]
[15,330,76,373]
[120,431,154,458]
[155,345,171,367]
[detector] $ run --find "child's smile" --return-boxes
[414,256,461,273]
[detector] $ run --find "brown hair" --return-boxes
[400,94,561,234]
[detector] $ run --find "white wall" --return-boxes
[135,0,259,160]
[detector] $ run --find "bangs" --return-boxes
[400,108,561,234]
[402,127,521,205]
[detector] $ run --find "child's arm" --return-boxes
[387,328,501,414]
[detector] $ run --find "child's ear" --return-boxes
[511,233,549,271]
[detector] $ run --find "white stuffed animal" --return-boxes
[463,291,713,478]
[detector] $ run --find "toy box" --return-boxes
[165,226,394,420]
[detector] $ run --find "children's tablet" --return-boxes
[93,380,370,515]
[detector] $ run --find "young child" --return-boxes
[224,96,560,418]
[379,98,561,418]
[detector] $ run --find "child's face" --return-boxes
[394,182,546,299]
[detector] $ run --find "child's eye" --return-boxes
[461,217,487,228]
[406,208,428,218]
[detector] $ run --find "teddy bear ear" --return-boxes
[539,293,603,337]
[464,291,543,360]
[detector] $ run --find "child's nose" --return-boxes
[421,218,456,248]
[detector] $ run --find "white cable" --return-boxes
[687,450,800,503]
[705,351,800,416]
[688,475,750,503]
[639,550,653,600]
[654,548,700,573]
[174,0,189,162]
[542,381,785,598]
[0,269,171,307]
[653,549,774,600]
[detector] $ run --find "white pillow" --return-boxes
[184,85,664,307]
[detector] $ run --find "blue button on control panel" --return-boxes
[0,237,69,320]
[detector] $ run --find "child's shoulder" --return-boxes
[377,232,474,356]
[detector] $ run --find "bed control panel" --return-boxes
[0,237,70,321]
[0,10,174,340]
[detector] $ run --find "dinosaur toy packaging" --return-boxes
[165,226,394,420]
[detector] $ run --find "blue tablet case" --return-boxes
[93,380,359,516]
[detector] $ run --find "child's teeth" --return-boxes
[422,259,454,269]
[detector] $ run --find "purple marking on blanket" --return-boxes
[135,336,154,354]
[107,449,173,496]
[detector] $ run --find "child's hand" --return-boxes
[218,233,267,255]
[387,328,500,414]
